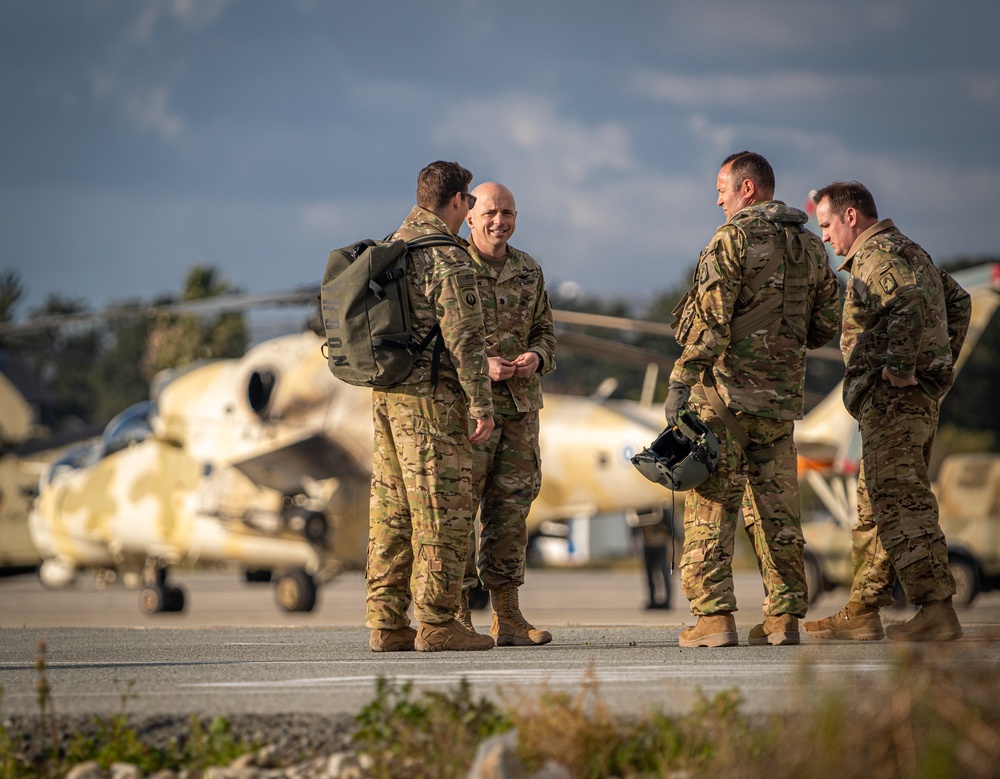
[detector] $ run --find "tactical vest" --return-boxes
[727,217,811,345]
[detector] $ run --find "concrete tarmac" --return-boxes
[1,567,998,719]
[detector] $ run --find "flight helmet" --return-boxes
[631,409,719,491]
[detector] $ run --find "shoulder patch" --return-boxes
[879,272,899,295]
[696,257,721,290]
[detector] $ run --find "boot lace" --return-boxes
[498,585,530,629]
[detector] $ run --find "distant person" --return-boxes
[366,161,496,653]
[634,514,673,610]
[455,182,557,646]
[666,151,841,647]
[803,181,970,642]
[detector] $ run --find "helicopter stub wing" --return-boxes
[231,433,370,495]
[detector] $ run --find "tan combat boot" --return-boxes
[885,598,963,642]
[369,625,417,652]
[678,613,738,647]
[456,588,475,632]
[490,584,552,646]
[415,619,495,651]
[802,602,884,640]
[748,614,800,646]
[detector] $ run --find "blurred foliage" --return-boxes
[0,264,245,437]
[141,264,246,381]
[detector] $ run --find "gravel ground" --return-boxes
[5,712,360,769]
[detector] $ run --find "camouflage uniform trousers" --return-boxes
[366,378,477,629]
[848,385,955,607]
[681,401,806,617]
[462,408,541,590]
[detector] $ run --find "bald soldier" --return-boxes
[666,151,841,647]
[804,181,970,642]
[456,182,557,646]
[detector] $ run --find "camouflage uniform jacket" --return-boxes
[467,242,557,415]
[838,218,971,419]
[670,200,842,420]
[391,206,493,419]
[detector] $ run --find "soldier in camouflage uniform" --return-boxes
[456,182,557,647]
[366,161,496,653]
[666,152,841,647]
[804,181,970,642]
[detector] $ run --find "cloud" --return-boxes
[629,70,875,109]
[90,70,185,139]
[435,94,634,186]
[130,0,232,44]
[87,0,234,141]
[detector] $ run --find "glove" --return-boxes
[663,381,691,429]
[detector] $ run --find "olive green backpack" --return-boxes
[320,234,461,387]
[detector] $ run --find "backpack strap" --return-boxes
[387,232,466,388]
[700,369,794,463]
[728,227,796,343]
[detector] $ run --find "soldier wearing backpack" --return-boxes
[365,161,496,652]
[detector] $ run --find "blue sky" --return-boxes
[2,0,999,319]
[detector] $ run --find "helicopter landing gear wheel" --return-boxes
[140,583,186,614]
[139,563,186,614]
[275,568,317,612]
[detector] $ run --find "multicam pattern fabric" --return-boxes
[671,201,840,619]
[671,200,841,420]
[365,207,493,630]
[466,409,541,589]
[468,243,557,414]
[463,243,555,589]
[838,219,971,419]
[848,390,955,607]
[839,221,971,607]
[366,379,478,627]
[680,404,805,616]
[392,206,493,419]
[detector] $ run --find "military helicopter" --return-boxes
[22,316,678,615]
[0,352,102,574]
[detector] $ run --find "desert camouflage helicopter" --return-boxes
[18,306,679,615]
[0,353,102,575]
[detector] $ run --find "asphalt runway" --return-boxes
[1,567,998,720]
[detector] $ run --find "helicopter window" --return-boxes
[101,401,152,457]
[41,442,96,485]
[248,370,276,415]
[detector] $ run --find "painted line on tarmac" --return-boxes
[182,661,895,690]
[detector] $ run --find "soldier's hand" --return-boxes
[487,356,516,381]
[882,366,918,387]
[511,351,540,377]
[470,415,495,444]
[663,380,691,428]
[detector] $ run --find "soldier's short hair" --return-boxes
[417,161,474,212]
[813,181,878,220]
[721,151,775,195]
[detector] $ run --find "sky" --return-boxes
[2,0,999,321]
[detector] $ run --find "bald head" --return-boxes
[466,182,518,260]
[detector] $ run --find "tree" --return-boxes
[0,268,24,325]
[141,264,246,380]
